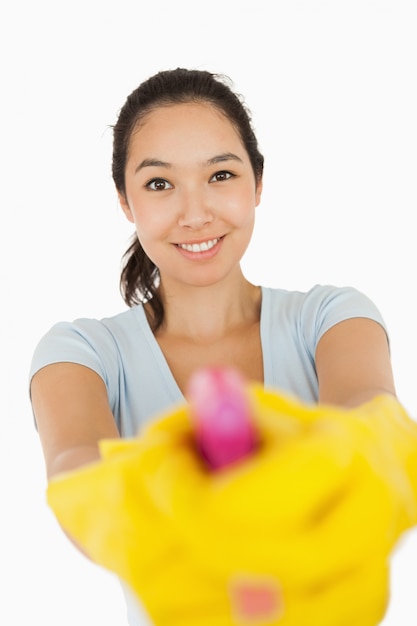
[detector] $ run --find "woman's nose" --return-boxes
[177,188,214,229]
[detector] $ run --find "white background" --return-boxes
[1,0,416,624]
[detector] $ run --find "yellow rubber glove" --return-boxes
[47,373,417,626]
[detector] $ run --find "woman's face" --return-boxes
[119,102,262,291]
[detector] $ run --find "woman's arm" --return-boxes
[31,362,120,480]
[315,317,396,408]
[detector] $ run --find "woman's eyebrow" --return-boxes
[207,152,243,165]
[135,158,171,174]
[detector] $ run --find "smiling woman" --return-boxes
[111,70,264,332]
[118,101,261,304]
[29,67,405,626]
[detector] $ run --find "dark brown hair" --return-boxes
[112,68,264,330]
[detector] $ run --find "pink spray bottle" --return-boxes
[187,367,258,470]
[187,368,282,622]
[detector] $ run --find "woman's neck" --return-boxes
[152,273,261,342]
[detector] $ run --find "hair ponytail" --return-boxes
[119,235,163,330]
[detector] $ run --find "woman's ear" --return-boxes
[255,178,263,207]
[118,192,135,224]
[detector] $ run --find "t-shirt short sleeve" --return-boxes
[29,318,120,409]
[302,284,388,348]
[28,307,184,436]
[261,284,388,403]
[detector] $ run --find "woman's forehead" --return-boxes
[128,102,245,160]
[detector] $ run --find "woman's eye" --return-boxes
[146,178,173,191]
[210,171,234,183]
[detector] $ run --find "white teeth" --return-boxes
[178,238,220,252]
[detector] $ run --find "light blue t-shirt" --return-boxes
[29,284,387,437]
[29,283,388,625]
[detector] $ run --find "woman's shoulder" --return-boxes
[262,283,377,309]
[43,304,146,340]
[29,305,148,384]
[261,283,386,337]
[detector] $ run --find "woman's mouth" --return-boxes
[176,237,222,253]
